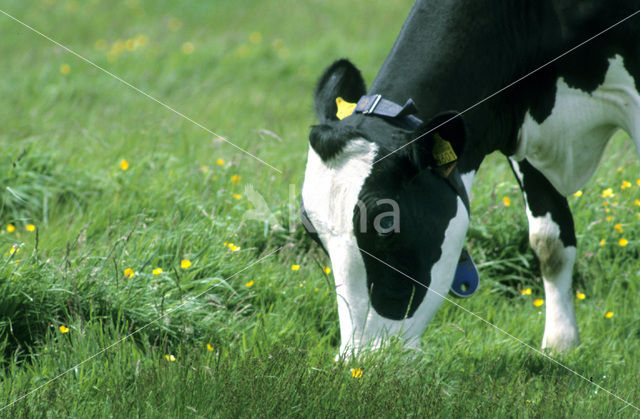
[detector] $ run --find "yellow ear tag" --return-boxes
[335,97,357,120]
[433,133,457,166]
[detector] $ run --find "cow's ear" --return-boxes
[410,111,466,177]
[314,59,366,123]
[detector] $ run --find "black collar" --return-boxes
[354,94,423,131]
[355,94,470,213]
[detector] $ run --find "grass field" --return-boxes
[1,0,639,416]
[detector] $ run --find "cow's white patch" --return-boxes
[514,55,640,195]
[302,141,470,356]
[509,162,580,351]
[332,198,469,357]
[301,139,377,355]
[527,212,579,351]
[460,170,476,198]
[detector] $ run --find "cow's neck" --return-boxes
[368,1,561,172]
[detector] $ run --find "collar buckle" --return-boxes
[360,94,382,114]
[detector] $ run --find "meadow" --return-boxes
[0,0,639,416]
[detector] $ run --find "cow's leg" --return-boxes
[509,158,580,351]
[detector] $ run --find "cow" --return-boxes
[300,0,640,357]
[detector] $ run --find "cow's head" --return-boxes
[301,60,473,356]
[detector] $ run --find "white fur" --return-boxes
[333,197,469,357]
[510,160,580,350]
[511,54,640,351]
[527,212,579,350]
[302,140,470,356]
[460,170,476,198]
[514,55,640,195]
[302,140,378,355]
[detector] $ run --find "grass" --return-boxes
[0,0,639,416]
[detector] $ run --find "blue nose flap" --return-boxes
[450,249,479,298]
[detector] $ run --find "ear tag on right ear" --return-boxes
[336,97,356,120]
[433,133,457,166]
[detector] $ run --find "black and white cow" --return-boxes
[301,0,640,357]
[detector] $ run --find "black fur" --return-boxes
[410,112,466,170]
[313,59,366,123]
[509,159,577,248]
[309,124,367,161]
[304,0,640,321]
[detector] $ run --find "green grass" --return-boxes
[0,0,639,416]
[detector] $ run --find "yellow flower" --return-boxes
[635,199,640,206]
[235,45,250,58]
[601,188,614,198]
[60,64,71,75]
[216,158,225,166]
[618,238,628,247]
[602,201,609,207]
[521,288,531,295]
[207,343,214,352]
[291,264,300,271]
[95,39,107,50]
[323,267,331,275]
[232,193,242,200]
[278,47,290,59]
[59,325,69,334]
[599,238,606,246]
[245,280,255,288]
[135,35,148,48]
[614,223,623,233]
[576,292,585,300]
[605,216,613,222]
[180,259,191,269]
[165,354,176,361]
[502,197,511,207]
[9,245,20,255]
[637,178,640,186]
[110,40,124,56]
[350,368,363,378]
[605,311,614,319]
[167,17,181,32]
[228,243,240,252]
[249,31,262,44]
[120,159,129,171]
[25,224,35,232]
[621,180,631,190]
[181,42,195,54]
[230,174,241,183]
[124,268,134,279]
[152,268,163,275]
[6,224,15,233]
[573,190,583,197]
[533,299,544,307]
